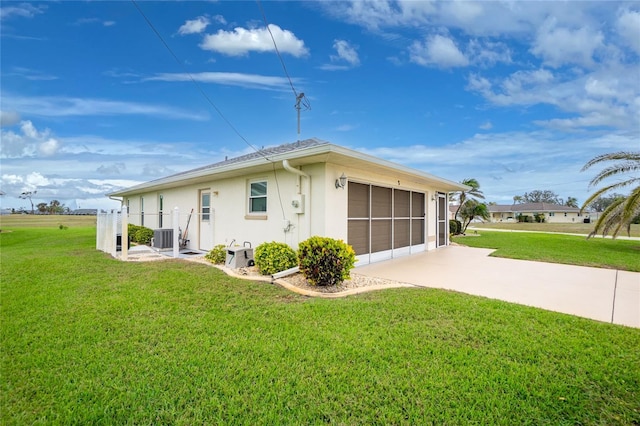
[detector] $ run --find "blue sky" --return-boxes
[1,1,638,211]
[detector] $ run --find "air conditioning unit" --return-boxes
[153,229,173,249]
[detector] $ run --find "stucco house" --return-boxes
[108,139,468,265]
[485,203,592,223]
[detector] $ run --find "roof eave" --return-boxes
[108,142,469,196]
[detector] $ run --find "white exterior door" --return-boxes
[199,189,213,251]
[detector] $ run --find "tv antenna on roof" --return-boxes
[295,92,311,142]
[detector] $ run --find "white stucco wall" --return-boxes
[122,161,450,256]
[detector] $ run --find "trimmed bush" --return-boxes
[254,241,297,275]
[134,227,154,245]
[297,236,356,286]
[205,244,227,264]
[127,224,153,244]
[449,219,462,235]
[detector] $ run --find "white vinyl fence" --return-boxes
[96,206,185,260]
[96,207,127,259]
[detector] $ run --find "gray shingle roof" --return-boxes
[171,138,328,178]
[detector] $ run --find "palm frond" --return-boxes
[589,164,640,188]
[581,151,640,172]
[588,197,625,239]
[621,186,640,225]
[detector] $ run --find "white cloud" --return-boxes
[200,24,308,57]
[331,40,360,66]
[616,8,640,55]
[178,16,210,35]
[0,3,46,20]
[466,39,511,66]
[355,128,639,203]
[479,121,492,130]
[324,1,604,37]
[0,111,20,127]
[3,94,208,121]
[531,18,604,68]
[409,34,468,68]
[73,17,115,27]
[467,63,639,131]
[97,163,126,175]
[336,124,358,131]
[0,120,61,159]
[144,71,295,91]
[7,67,57,81]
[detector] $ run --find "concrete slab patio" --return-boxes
[356,246,640,328]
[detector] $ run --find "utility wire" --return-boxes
[130,0,272,161]
[132,0,294,222]
[256,0,310,142]
[256,0,299,99]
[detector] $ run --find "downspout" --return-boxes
[282,160,310,244]
[109,195,123,207]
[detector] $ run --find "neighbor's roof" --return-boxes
[109,138,469,196]
[488,203,582,213]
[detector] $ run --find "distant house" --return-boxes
[72,209,98,215]
[450,203,595,223]
[108,139,468,265]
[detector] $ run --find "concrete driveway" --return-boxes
[356,246,639,328]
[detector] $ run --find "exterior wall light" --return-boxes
[335,173,347,189]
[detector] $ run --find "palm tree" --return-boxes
[453,178,485,222]
[565,197,578,208]
[459,199,490,233]
[580,151,640,238]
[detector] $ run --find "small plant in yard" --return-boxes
[297,236,356,286]
[128,224,153,244]
[205,244,227,264]
[449,219,462,235]
[254,241,297,275]
[58,224,68,230]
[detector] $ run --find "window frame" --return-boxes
[248,179,268,215]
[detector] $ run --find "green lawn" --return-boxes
[453,231,640,272]
[469,221,640,238]
[2,225,640,424]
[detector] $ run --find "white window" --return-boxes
[249,180,267,213]
[201,192,210,221]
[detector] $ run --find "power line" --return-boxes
[131,0,294,222]
[256,0,310,141]
[256,0,298,98]
[130,0,271,161]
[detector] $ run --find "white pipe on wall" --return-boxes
[282,160,311,245]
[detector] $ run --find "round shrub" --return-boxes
[449,219,462,235]
[297,236,356,286]
[205,244,227,264]
[254,241,297,275]
[133,227,153,245]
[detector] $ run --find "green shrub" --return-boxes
[254,241,297,275]
[205,244,227,264]
[127,223,139,236]
[534,213,545,223]
[134,226,154,245]
[127,224,153,244]
[297,236,356,286]
[449,219,462,235]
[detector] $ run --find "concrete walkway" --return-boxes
[356,246,640,328]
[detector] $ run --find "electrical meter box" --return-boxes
[291,194,305,214]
